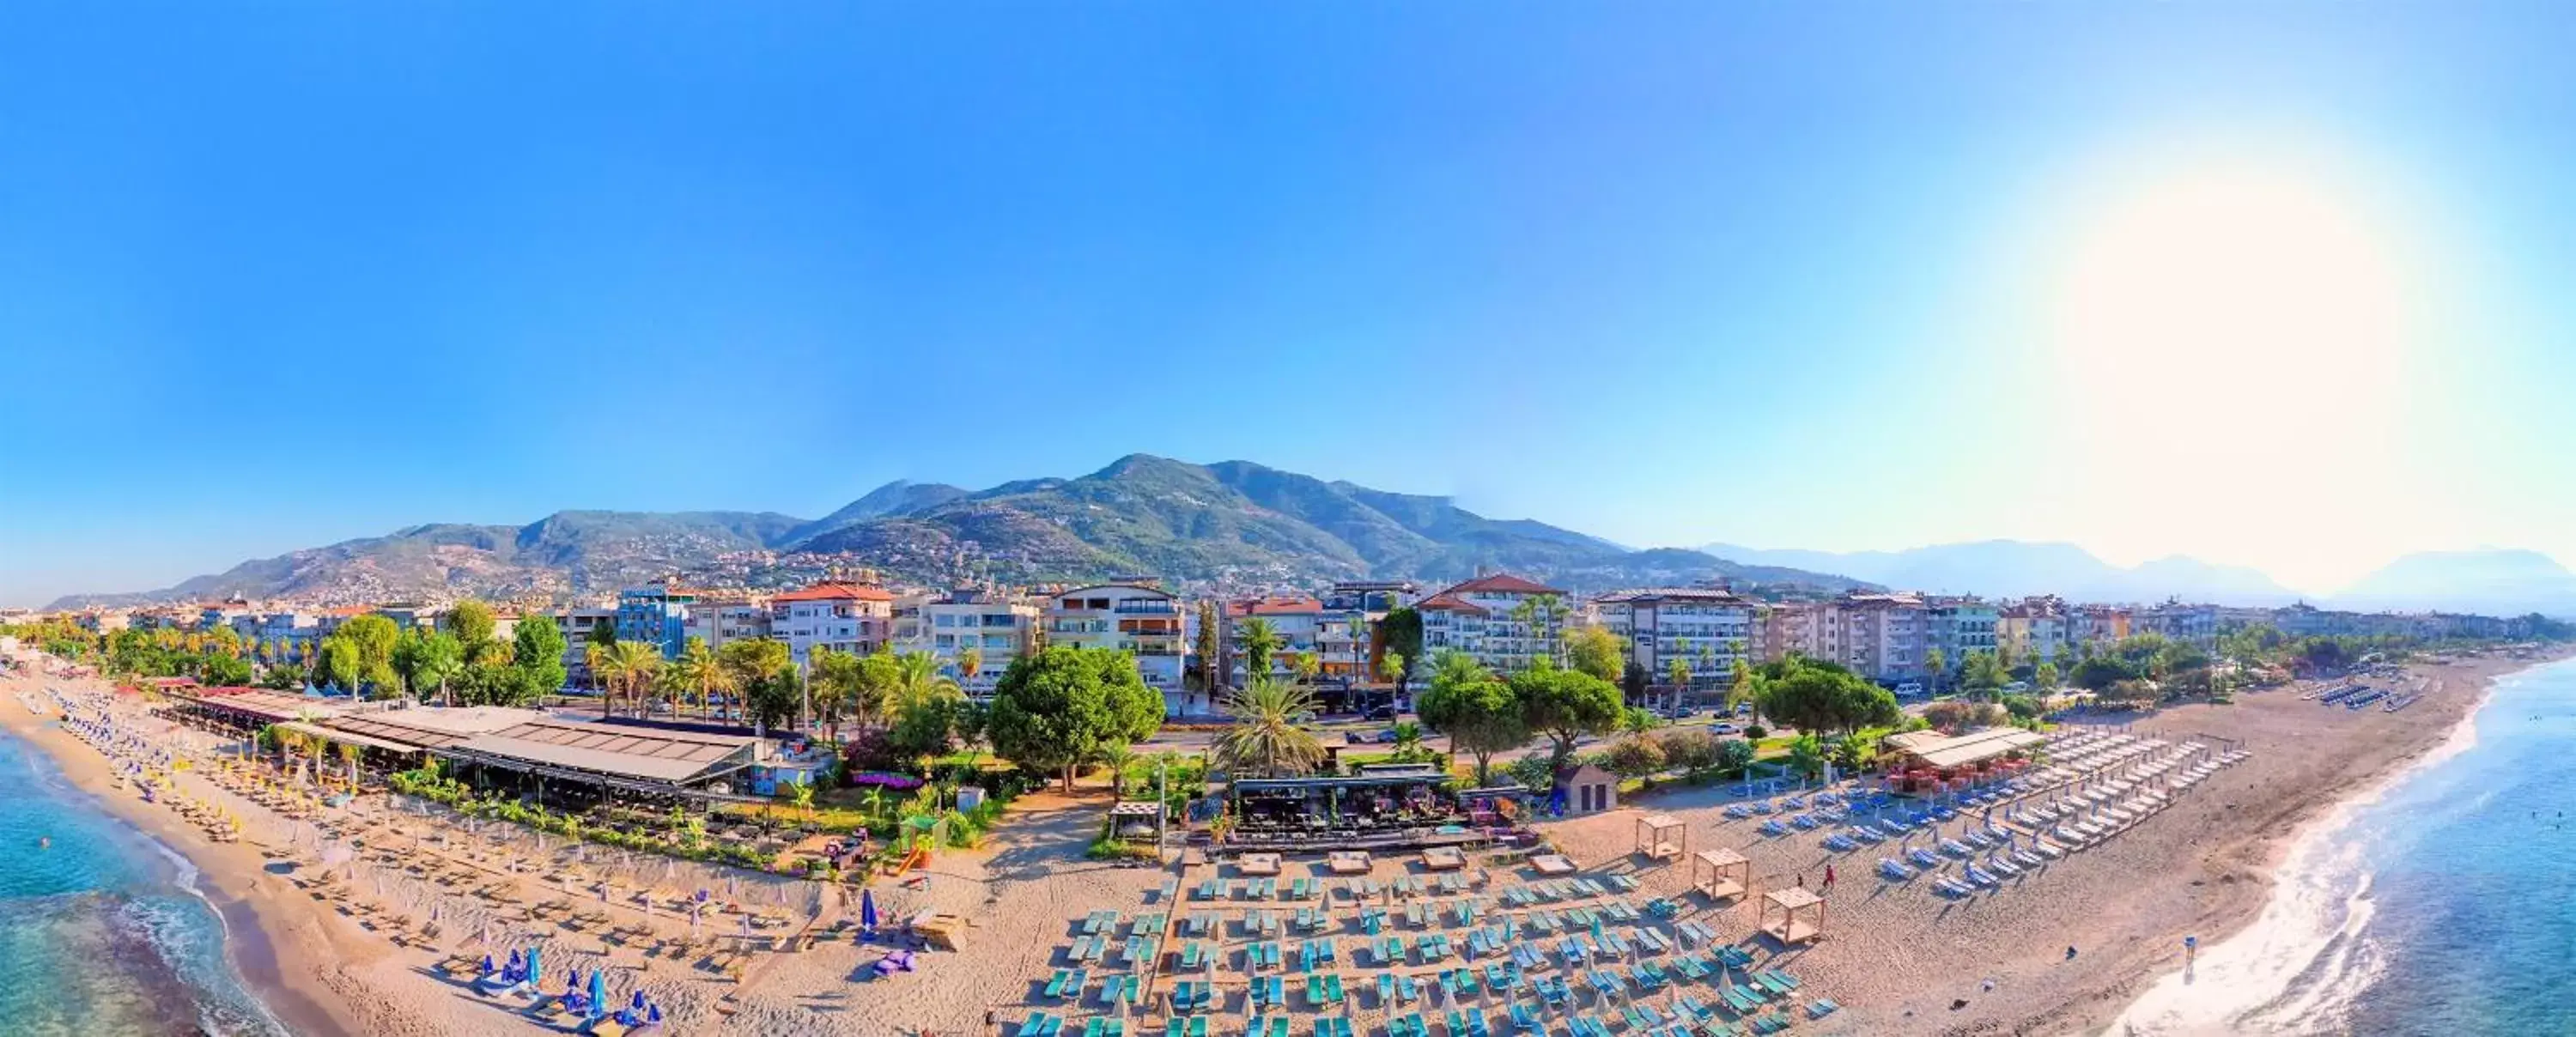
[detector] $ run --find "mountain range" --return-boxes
[2330,549,2576,617]
[46,455,1874,609]
[1700,540,2306,606]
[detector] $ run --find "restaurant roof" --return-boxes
[443,719,757,784]
[1892,727,2049,769]
[276,719,420,755]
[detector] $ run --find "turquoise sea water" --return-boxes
[2117,657,2576,1035]
[0,723,288,1037]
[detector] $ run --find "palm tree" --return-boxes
[333,740,361,790]
[1212,678,1326,779]
[1236,617,1283,687]
[597,641,663,719]
[956,646,983,688]
[1100,743,1139,798]
[1390,721,1425,762]
[889,650,962,716]
[673,639,735,721]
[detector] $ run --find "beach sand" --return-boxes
[1531,650,2567,1037]
[5,648,2561,1037]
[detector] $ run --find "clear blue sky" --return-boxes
[4,2,2573,606]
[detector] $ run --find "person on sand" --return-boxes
[2066,945,2079,961]
[1823,864,1835,890]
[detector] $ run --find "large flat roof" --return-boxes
[170,688,353,722]
[442,719,757,785]
[1893,727,2049,769]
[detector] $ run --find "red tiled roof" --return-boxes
[1414,592,1488,616]
[772,581,893,603]
[1441,573,1565,597]
[1227,597,1323,617]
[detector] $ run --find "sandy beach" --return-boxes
[1531,649,2569,1036]
[5,649,2563,1037]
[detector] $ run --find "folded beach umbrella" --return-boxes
[526,946,544,988]
[860,888,879,934]
[632,991,647,1010]
[588,970,607,1019]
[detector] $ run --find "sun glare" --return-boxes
[2039,154,2434,588]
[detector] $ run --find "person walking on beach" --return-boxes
[1823,864,1835,890]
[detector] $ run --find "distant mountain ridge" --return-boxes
[2330,549,2576,617]
[1700,539,2304,606]
[46,456,1872,609]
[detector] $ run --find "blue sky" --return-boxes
[4,2,2573,606]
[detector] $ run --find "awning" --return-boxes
[277,720,420,755]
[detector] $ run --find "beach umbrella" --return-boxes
[527,945,544,988]
[647,1004,662,1023]
[860,888,879,935]
[632,991,647,1011]
[587,970,606,1020]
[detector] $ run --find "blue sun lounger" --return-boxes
[1044,969,1085,998]
[1674,954,1710,980]
[1634,928,1668,955]
[1081,1016,1125,1037]
[1455,901,1479,926]
[1509,1004,1542,1032]
[1395,973,1421,1004]
[1483,962,1515,992]
[1069,937,1102,962]
[1124,936,1157,965]
[1510,944,1544,970]
[1018,1013,1063,1037]
[1467,1008,1491,1037]
[1312,1018,1354,1037]
[1305,972,1346,1009]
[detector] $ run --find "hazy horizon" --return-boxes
[5,3,2573,605]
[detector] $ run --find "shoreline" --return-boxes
[2046,649,2573,1036]
[2100,650,2564,1035]
[3,682,370,1037]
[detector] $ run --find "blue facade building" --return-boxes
[616,584,696,658]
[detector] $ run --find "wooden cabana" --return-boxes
[1758,886,1826,944]
[1691,847,1752,902]
[1634,813,1687,861]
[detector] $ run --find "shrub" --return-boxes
[1601,737,1667,779]
[1656,729,1720,777]
[1742,725,1768,742]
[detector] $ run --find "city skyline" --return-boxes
[7,3,2576,604]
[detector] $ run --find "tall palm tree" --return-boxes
[672,639,734,721]
[1101,743,1139,798]
[956,646,983,688]
[1236,616,1282,687]
[598,641,663,719]
[1212,678,1326,779]
[889,650,962,716]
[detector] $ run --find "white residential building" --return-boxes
[769,581,895,669]
[1044,583,1188,713]
[682,597,773,650]
[1417,573,1570,674]
[899,589,1039,693]
[1593,587,1758,692]
[1222,596,1327,687]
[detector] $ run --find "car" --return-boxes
[1364,705,1401,721]
[1371,728,1402,743]
[1734,702,1753,715]
[1345,731,1373,745]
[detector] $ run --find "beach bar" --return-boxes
[1222,766,1528,852]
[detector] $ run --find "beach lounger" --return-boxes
[1084,1017,1123,1037]
[1806,998,1839,1019]
[1714,946,1754,970]
[1020,1014,1060,1037]
[1510,1004,1543,1032]
[1180,942,1208,969]
[1397,973,1422,1004]
[1070,937,1102,962]
[1045,969,1087,998]
[1675,994,1709,1019]
[1674,954,1710,980]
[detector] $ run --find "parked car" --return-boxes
[1364,705,1401,721]
[1370,728,1402,743]
[1661,705,1697,719]
[1345,731,1373,745]
[1710,722,1739,735]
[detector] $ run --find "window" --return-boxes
[934,615,955,628]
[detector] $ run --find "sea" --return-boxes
[2115,656,2576,1036]
[0,721,290,1037]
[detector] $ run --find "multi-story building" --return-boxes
[1222,597,1327,687]
[1592,587,1758,693]
[902,589,1040,693]
[1045,583,1188,713]
[235,611,321,660]
[1925,596,1999,673]
[1838,593,1929,683]
[1317,580,1417,682]
[1417,573,1570,674]
[2069,605,2131,649]
[1996,597,2071,664]
[1757,602,1829,664]
[616,583,696,658]
[2135,601,2219,649]
[770,581,895,669]
[681,596,772,651]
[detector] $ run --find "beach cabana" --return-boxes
[1757,887,1826,945]
[1690,848,1751,902]
[1633,814,1686,861]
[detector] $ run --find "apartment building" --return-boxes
[2069,605,2131,648]
[769,581,895,669]
[1757,602,1828,664]
[1045,583,1188,713]
[1925,596,1999,674]
[681,596,773,651]
[2134,601,2220,649]
[1593,587,1758,692]
[1997,597,2071,664]
[1838,592,1929,683]
[616,583,696,658]
[899,589,1039,692]
[1417,572,1569,674]
[1318,580,1416,682]
[1222,596,1327,687]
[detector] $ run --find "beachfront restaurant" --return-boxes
[1224,765,1528,852]
[1878,726,2047,793]
[429,719,766,808]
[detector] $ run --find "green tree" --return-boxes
[717,639,793,726]
[1656,727,1720,776]
[1715,737,1757,776]
[1785,732,1826,780]
[986,646,1164,791]
[1413,651,1527,785]
[1753,657,1903,736]
[1511,659,1624,773]
[1212,678,1327,779]
[596,640,662,719]
[1564,626,1626,686]
[314,636,361,694]
[511,615,570,705]
[1923,646,1948,695]
[1959,649,2009,695]
[671,637,732,719]
[1380,608,1424,697]
[2033,659,2061,693]
[443,600,497,652]
[1666,658,1692,702]
[1192,601,1222,694]
[415,631,465,706]
[334,615,402,695]
[1601,736,1667,780]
